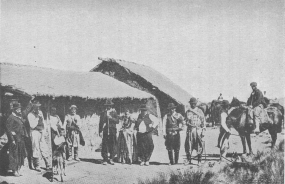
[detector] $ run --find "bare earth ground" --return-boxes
[0,127,284,184]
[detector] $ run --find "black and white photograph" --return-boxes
[0,0,284,183]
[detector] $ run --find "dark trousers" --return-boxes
[101,131,117,162]
[137,132,154,162]
[165,133,180,164]
[24,137,33,169]
[165,133,180,151]
[217,127,226,147]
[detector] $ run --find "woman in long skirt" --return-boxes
[117,110,138,164]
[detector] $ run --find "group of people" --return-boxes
[4,98,83,176]
[99,97,208,166]
[3,81,265,176]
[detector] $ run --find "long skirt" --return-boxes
[9,138,27,171]
[117,131,138,163]
[184,127,203,156]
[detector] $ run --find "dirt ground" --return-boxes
[0,127,284,184]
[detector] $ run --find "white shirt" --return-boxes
[27,110,44,129]
[221,112,230,132]
[63,114,81,131]
[138,114,159,133]
[50,115,62,132]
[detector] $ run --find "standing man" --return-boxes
[27,100,50,172]
[6,102,29,176]
[135,104,159,166]
[218,100,231,162]
[64,105,81,161]
[162,103,184,165]
[99,99,119,165]
[246,82,265,134]
[184,97,206,166]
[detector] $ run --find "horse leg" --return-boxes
[245,134,253,154]
[268,128,277,148]
[240,135,247,154]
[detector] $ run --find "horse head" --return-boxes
[230,97,240,108]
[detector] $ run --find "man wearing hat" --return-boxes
[218,100,232,162]
[99,99,119,165]
[64,105,81,161]
[184,97,206,165]
[246,82,265,134]
[27,100,50,171]
[6,102,29,176]
[135,104,159,166]
[162,103,184,165]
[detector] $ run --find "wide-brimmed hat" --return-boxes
[139,104,148,110]
[12,102,22,109]
[167,103,177,109]
[189,97,197,104]
[69,105,78,110]
[32,100,41,107]
[250,82,257,87]
[104,99,114,106]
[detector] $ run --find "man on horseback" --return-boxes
[218,93,223,102]
[184,97,206,166]
[247,82,265,134]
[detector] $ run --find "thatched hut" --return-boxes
[90,57,192,117]
[0,62,158,154]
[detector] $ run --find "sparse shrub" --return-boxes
[138,139,284,184]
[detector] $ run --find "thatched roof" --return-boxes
[0,63,154,100]
[91,57,192,105]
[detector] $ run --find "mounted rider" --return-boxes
[246,82,266,134]
[218,93,223,102]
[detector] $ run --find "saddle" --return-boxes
[247,106,274,126]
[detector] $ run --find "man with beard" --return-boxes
[27,100,50,172]
[6,102,29,176]
[99,99,119,165]
[184,97,206,166]
[135,104,159,166]
[162,103,184,165]
[64,105,81,161]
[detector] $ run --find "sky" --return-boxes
[1,0,284,102]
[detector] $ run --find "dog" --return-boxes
[52,132,67,182]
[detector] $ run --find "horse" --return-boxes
[264,97,284,127]
[208,100,223,127]
[228,97,283,154]
[197,102,211,118]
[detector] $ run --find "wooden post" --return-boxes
[47,99,53,182]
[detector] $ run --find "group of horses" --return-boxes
[197,97,284,154]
